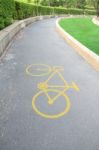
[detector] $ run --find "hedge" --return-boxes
[0,0,97,30]
[15,1,85,20]
[84,9,96,15]
[67,8,84,15]
[53,7,84,15]
[15,1,55,19]
[84,6,95,10]
[0,0,15,29]
[14,1,96,20]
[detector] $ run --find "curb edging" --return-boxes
[56,18,99,71]
[92,17,99,26]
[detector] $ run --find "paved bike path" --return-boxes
[0,18,99,150]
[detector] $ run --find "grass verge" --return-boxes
[59,17,99,55]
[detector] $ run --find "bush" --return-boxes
[38,5,54,16]
[0,0,15,18]
[0,0,97,30]
[54,7,69,15]
[14,1,85,19]
[4,18,12,26]
[84,9,96,15]
[0,17,5,30]
[0,0,15,30]
[67,8,84,15]
[15,1,55,19]
[84,6,95,10]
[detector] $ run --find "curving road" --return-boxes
[0,18,99,150]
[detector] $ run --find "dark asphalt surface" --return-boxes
[0,18,99,150]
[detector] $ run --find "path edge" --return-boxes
[56,18,99,71]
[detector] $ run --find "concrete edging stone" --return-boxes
[56,17,99,71]
[92,17,99,26]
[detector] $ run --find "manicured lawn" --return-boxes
[59,17,99,55]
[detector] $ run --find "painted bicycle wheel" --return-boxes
[32,89,71,119]
[26,64,51,77]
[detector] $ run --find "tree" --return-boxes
[40,0,68,7]
[39,0,86,8]
[86,0,93,6]
[65,0,77,8]
[27,0,32,3]
[91,0,99,16]
[76,0,86,9]
[33,0,40,4]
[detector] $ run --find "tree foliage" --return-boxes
[37,0,86,8]
[91,0,99,16]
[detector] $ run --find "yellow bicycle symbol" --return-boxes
[26,64,80,119]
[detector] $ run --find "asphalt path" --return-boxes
[0,18,99,150]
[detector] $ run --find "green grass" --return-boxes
[17,0,34,3]
[59,17,99,55]
[18,0,33,2]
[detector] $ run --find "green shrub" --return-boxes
[84,9,96,15]
[4,18,12,26]
[0,0,15,18]
[0,17,5,30]
[84,6,95,10]
[14,1,85,19]
[0,0,15,30]
[67,8,84,15]
[15,1,35,19]
[15,1,55,19]
[0,0,97,30]
[38,5,54,16]
[54,7,69,15]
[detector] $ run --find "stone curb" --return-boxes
[92,17,99,26]
[0,15,55,57]
[56,18,99,71]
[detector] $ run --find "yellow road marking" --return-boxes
[26,64,51,77]
[32,89,71,119]
[26,64,80,119]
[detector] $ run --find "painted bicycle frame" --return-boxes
[26,64,80,119]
